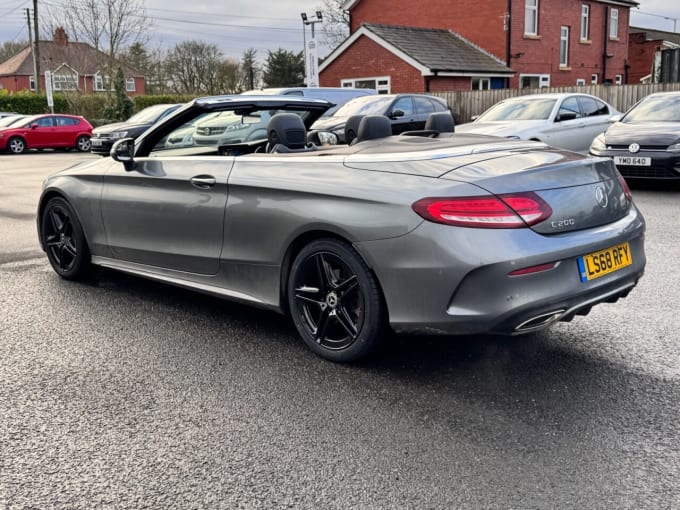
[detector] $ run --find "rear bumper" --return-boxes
[355,205,646,336]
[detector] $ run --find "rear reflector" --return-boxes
[509,262,557,276]
[412,193,552,228]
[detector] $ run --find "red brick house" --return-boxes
[320,0,638,90]
[0,28,144,96]
[320,23,514,92]
[628,26,680,84]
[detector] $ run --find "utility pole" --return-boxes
[32,0,41,93]
[26,9,39,93]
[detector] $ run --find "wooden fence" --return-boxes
[431,83,680,123]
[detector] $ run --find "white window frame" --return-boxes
[341,76,390,94]
[94,72,105,91]
[581,4,590,41]
[560,26,570,67]
[472,77,491,90]
[519,74,550,88]
[591,73,599,84]
[125,78,136,92]
[610,9,619,39]
[615,74,623,85]
[525,0,539,36]
[576,78,586,86]
[29,76,36,91]
[52,69,79,91]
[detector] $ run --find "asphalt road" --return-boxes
[1,153,679,509]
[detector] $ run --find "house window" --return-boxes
[520,74,550,88]
[615,74,623,85]
[341,76,390,94]
[525,0,539,35]
[472,78,491,90]
[125,78,135,92]
[53,72,78,91]
[591,73,598,84]
[29,76,36,91]
[610,9,619,39]
[560,26,569,67]
[94,73,104,91]
[576,78,586,86]
[580,4,589,41]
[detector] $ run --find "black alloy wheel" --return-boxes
[288,238,384,362]
[41,197,91,280]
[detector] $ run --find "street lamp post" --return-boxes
[301,11,323,87]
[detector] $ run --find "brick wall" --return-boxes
[320,36,426,92]
[628,33,659,84]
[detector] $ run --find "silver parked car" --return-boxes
[37,95,646,362]
[456,93,619,153]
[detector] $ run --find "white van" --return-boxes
[241,87,377,116]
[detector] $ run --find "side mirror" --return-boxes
[556,111,578,122]
[31,123,38,129]
[609,114,622,123]
[390,109,405,119]
[111,138,136,171]
[470,115,479,122]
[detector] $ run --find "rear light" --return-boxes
[412,193,552,228]
[616,171,633,203]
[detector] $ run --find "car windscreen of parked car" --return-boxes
[331,96,396,117]
[0,115,26,127]
[622,94,680,122]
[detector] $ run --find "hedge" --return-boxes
[0,91,198,126]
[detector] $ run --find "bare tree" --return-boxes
[317,0,350,50]
[0,41,28,63]
[45,0,148,65]
[165,40,225,95]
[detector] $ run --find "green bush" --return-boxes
[134,94,197,110]
[0,90,68,114]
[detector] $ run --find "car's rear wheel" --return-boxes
[76,135,91,152]
[8,136,26,154]
[40,197,91,280]
[288,238,384,362]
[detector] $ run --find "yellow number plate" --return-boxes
[578,242,632,282]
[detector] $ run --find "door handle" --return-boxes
[190,175,216,189]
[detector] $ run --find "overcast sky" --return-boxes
[1,0,679,62]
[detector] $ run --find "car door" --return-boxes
[577,96,612,148]
[25,116,55,148]
[549,96,587,152]
[388,96,417,134]
[100,155,233,275]
[413,96,436,129]
[53,116,77,147]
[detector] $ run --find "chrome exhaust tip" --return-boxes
[515,309,566,332]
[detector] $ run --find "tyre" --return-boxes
[288,238,384,362]
[8,136,26,154]
[40,197,91,280]
[76,135,91,152]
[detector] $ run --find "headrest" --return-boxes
[355,115,392,143]
[344,115,364,144]
[424,111,455,133]
[267,113,307,151]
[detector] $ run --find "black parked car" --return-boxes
[309,94,450,143]
[90,104,182,155]
[589,91,680,180]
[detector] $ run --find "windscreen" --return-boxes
[623,94,680,122]
[475,98,557,121]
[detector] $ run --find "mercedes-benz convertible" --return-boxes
[37,95,646,362]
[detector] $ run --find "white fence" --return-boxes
[431,83,680,123]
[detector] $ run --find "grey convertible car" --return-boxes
[37,95,646,362]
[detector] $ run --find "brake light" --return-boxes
[616,171,633,203]
[412,193,552,228]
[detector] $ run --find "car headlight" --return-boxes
[667,142,680,152]
[590,134,606,153]
[226,124,248,131]
[110,131,128,139]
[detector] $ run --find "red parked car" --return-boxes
[0,114,92,154]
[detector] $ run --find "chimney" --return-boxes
[53,27,69,46]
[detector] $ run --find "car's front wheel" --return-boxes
[288,238,384,362]
[76,135,91,152]
[8,136,26,154]
[40,197,91,280]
